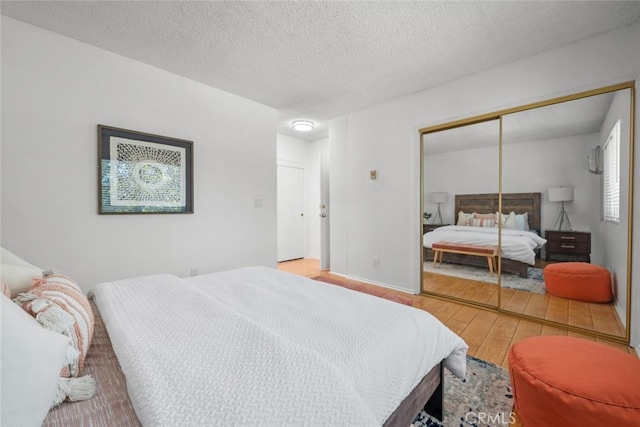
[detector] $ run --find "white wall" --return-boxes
[503,135,602,239]
[424,133,601,248]
[329,116,349,274]
[1,18,278,292]
[599,89,633,325]
[329,22,640,345]
[424,141,500,225]
[276,134,327,259]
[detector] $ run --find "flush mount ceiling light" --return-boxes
[292,120,314,132]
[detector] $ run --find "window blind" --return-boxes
[603,120,620,223]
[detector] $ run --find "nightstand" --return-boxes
[423,224,449,233]
[545,230,591,262]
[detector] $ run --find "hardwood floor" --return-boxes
[422,270,499,306]
[278,258,636,427]
[422,270,626,339]
[278,258,637,368]
[501,287,625,337]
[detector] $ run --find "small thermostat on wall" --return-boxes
[370,170,377,180]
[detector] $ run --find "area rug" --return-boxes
[424,262,546,295]
[310,275,414,306]
[413,356,514,427]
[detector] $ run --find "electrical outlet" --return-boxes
[372,257,380,268]
[190,267,199,276]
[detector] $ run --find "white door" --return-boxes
[277,165,305,262]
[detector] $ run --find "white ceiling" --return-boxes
[2,1,640,142]
[424,90,618,155]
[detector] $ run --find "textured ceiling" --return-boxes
[424,90,617,155]
[2,1,640,141]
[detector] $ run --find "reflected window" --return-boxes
[603,120,620,223]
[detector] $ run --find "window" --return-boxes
[603,120,620,223]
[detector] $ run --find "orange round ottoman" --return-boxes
[543,262,612,302]
[509,336,640,426]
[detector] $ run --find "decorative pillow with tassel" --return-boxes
[15,271,97,405]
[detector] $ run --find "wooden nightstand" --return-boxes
[545,230,591,262]
[423,224,449,233]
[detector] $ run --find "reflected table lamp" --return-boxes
[431,192,447,225]
[549,186,573,231]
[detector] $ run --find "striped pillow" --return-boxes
[468,217,496,227]
[468,212,496,227]
[17,274,94,377]
[474,213,495,220]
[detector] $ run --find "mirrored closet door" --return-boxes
[420,82,634,342]
[422,119,500,308]
[500,86,633,340]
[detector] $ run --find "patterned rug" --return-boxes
[413,356,514,427]
[424,262,546,294]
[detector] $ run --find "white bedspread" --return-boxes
[90,267,468,426]
[422,225,547,265]
[188,266,468,423]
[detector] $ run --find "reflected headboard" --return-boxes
[455,192,541,231]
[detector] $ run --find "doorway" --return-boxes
[277,165,305,262]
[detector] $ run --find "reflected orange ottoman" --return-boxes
[509,336,640,427]
[543,262,612,302]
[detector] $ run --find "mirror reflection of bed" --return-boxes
[422,191,625,338]
[421,84,632,342]
[422,192,545,308]
[422,120,500,307]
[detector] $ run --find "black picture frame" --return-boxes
[98,125,194,214]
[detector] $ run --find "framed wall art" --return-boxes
[98,125,194,214]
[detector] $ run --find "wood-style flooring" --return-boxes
[423,270,626,339]
[278,258,637,368]
[278,258,637,427]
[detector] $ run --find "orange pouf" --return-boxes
[509,336,640,427]
[543,262,612,302]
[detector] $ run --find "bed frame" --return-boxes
[384,362,443,426]
[424,192,541,278]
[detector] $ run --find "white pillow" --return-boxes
[496,212,530,231]
[457,211,474,226]
[503,212,520,230]
[520,212,530,230]
[0,294,69,426]
[0,247,43,297]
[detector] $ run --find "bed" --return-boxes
[40,266,468,426]
[423,192,546,277]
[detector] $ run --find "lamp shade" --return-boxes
[431,192,447,203]
[549,186,573,202]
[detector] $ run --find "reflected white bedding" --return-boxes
[91,266,468,426]
[423,225,547,265]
